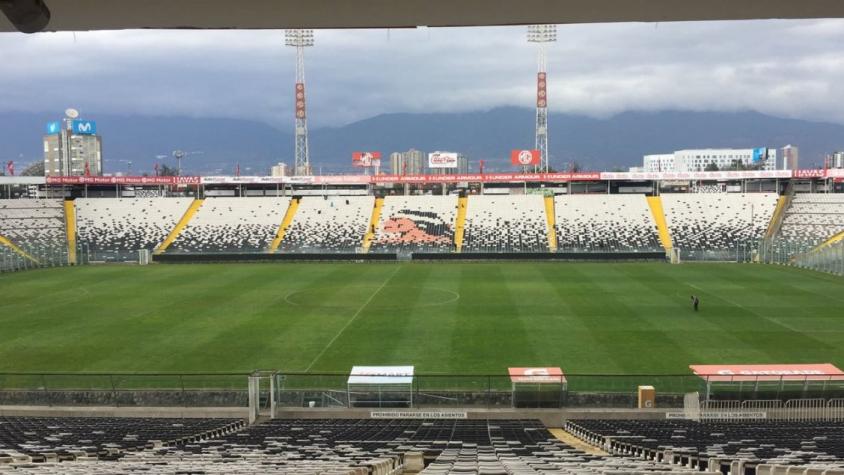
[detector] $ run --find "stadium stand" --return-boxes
[566,419,844,473]
[0,416,242,462]
[779,194,844,246]
[279,196,374,253]
[0,199,65,256]
[371,195,457,252]
[168,197,291,253]
[0,417,722,474]
[661,193,778,258]
[462,195,548,252]
[75,198,193,259]
[554,195,662,251]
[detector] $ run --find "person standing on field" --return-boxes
[690,295,700,312]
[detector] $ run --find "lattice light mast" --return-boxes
[527,25,556,173]
[285,29,314,176]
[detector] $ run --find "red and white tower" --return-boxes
[527,25,556,172]
[285,29,314,176]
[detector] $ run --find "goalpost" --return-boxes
[138,249,152,265]
[669,248,681,264]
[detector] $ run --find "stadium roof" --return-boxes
[3,0,844,33]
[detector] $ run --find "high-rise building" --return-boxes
[390,149,425,175]
[43,109,102,177]
[270,162,289,177]
[780,145,799,170]
[830,151,844,169]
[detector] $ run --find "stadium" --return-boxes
[3,2,844,475]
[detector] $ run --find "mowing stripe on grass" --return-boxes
[303,265,401,372]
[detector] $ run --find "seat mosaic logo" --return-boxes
[71,120,97,135]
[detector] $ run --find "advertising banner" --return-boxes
[511,150,541,166]
[352,151,381,168]
[46,121,61,135]
[600,170,791,181]
[793,169,827,179]
[295,83,306,119]
[428,152,459,169]
[689,364,844,382]
[752,147,768,163]
[47,176,201,185]
[536,72,547,108]
[508,367,566,384]
[71,120,97,135]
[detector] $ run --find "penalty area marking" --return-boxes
[304,265,401,372]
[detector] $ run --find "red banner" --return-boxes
[511,150,540,166]
[46,176,202,185]
[5,160,13,176]
[690,364,844,382]
[536,72,547,108]
[295,83,306,119]
[352,151,381,168]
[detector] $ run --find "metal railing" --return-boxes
[759,237,844,276]
[3,372,844,410]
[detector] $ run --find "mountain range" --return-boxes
[0,108,842,175]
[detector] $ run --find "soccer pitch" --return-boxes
[1,262,842,375]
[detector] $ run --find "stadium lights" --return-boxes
[284,29,314,47]
[527,24,557,43]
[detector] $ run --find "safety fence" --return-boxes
[683,392,844,422]
[4,372,844,410]
[0,243,88,273]
[758,237,844,276]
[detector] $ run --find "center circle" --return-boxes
[284,285,459,309]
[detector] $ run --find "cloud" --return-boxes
[0,19,843,127]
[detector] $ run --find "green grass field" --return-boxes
[1,262,842,376]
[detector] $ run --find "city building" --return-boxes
[389,149,425,175]
[637,148,778,173]
[829,151,844,169]
[641,154,675,173]
[43,110,103,177]
[781,145,799,170]
[271,162,289,177]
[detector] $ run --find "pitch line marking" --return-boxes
[304,265,401,372]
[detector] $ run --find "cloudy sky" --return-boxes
[0,19,843,128]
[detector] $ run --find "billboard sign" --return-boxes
[752,147,767,163]
[71,120,97,135]
[428,152,459,168]
[46,121,61,135]
[352,151,381,168]
[511,149,541,166]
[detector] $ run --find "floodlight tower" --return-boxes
[285,29,314,176]
[527,25,556,173]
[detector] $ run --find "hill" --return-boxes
[0,109,842,174]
